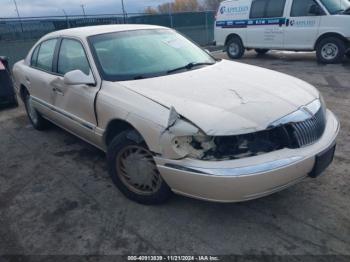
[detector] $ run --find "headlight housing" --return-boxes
[319,94,327,117]
[171,127,289,161]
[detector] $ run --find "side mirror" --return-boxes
[309,4,324,15]
[64,70,95,86]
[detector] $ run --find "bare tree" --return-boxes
[202,0,223,11]
[144,6,158,14]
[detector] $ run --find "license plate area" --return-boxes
[309,143,336,178]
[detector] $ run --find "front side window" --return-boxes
[291,0,323,16]
[89,29,215,81]
[36,39,57,72]
[250,0,286,18]
[319,0,350,14]
[58,39,90,75]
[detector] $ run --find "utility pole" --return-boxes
[168,2,173,28]
[80,4,86,17]
[13,0,23,33]
[62,9,70,28]
[121,0,126,23]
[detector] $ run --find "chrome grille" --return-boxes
[290,108,326,147]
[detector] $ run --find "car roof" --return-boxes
[42,24,168,40]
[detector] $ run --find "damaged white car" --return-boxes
[13,25,339,204]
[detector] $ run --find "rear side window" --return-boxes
[36,39,58,72]
[58,39,90,75]
[266,0,286,17]
[250,0,267,18]
[291,0,321,16]
[250,0,286,18]
[31,45,40,67]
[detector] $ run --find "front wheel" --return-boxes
[107,130,172,205]
[226,37,245,59]
[316,37,346,64]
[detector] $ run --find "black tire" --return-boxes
[107,130,172,205]
[23,91,49,130]
[346,51,350,59]
[226,37,245,59]
[255,49,269,55]
[316,37,346,64]
[11,95,18,107]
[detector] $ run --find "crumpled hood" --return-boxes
[120,60,319,135]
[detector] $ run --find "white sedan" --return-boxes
[13,25,339,204]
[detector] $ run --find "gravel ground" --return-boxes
[0,51,349,259]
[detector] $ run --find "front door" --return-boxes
[284,0,323,50]
[49,38,100,142]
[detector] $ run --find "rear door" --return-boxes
[246,0,287,48]
[26,38,59,116]
[284,0,324,50]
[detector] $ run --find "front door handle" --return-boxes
[53,87,64,96]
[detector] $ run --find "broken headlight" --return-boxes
[172,127,289,161]
[172,135,216,159]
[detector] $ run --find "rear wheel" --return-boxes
[255,49,269,55]
[316,37,346,64]
[226,37,245,59]
[107,130,172,205]
[12,95,18,107]
[24,92,48,130]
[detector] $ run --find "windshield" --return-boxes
[319,0,350,14]
[89,29,216,81]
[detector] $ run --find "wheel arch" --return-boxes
[314,32,348,50]
[19,84,29,101]
[103,119,144,147]
[225,33,244,46]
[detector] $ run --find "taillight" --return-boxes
[0,61,5,71]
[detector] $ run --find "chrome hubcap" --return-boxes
[228,43,239,56]
[321,43,338,60]
[116,145,162,195]
[26,96,38,124]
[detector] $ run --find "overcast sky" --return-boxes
[0,0,170,18]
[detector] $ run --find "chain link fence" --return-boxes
[0,11,215,67]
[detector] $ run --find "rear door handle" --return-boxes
[53,87,64,96]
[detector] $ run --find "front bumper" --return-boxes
[155,110,340,202]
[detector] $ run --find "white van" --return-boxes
[214,0,350,63]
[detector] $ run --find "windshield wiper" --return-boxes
[344,7,350,14]
[167,62,215,74]
[334,9,345,14]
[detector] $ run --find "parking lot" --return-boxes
[0,51,349,257]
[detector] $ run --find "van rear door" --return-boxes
[246,0,287,49]
[284,0,323,50]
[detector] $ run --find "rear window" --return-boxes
[31,45,40,67]
[250,0,286,18]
